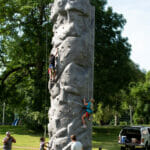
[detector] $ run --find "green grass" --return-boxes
[0,126,121,150]
[92,126,121,150]
[0,126,48,150]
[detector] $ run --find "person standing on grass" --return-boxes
[3,131,16,150]
[40,137,48,150]
[71,135,83,150]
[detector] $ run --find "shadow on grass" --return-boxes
[0,125,43,137]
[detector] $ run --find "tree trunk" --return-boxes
[48,0,95,150]
[2,102,5,125]
[129,105,133,125]
[114,113,118,126]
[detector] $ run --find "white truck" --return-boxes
[118,126,150,150]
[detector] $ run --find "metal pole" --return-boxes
[2,102,5,125]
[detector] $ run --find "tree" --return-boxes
[129,72,150,124]
[0,0,52,128]
[91,0,145,125]
[93,102,114,125]
[91,0,132,106]
[0,0,146,128]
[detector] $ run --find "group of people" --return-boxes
[2,98,94,150]
[72,98,95,149]
[40,135,83,150]
[2,132,83,150]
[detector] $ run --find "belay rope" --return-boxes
[44,23,48,138]
[87,6,94,101]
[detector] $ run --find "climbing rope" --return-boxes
[87,7,94,101]
[91,6,95,99]
[44,23,48,138]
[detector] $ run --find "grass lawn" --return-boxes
[0,125,121,150]
[92,126,121,150]
[0,126,48,150]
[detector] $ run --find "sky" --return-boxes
[107,0,150,71]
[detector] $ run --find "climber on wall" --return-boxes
[81,98,95,128]
[48,48,58,81]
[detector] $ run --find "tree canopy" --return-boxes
[0,0,147,127]
[0,0,52,128]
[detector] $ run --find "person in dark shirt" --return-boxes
[48,48,58,81]
[3,132,16,150]
[40,137,48,150]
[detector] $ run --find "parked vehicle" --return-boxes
[118,126,150,150]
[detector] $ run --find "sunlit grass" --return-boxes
[0,126,48,150]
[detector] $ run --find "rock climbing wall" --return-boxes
[48,0,95,150]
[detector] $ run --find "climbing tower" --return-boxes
[48,0,95,149]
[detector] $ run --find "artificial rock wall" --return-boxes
[48,0,95,150]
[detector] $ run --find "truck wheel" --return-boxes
[120,146,125,150]
[144,143,148,150]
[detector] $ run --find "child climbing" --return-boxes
[81,98,95,128]
[48,48,58,81]
[40,137,48,150]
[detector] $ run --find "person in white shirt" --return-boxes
[71,135,83,150]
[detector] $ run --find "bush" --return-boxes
[20,111,48,131]
[119,121,127,126]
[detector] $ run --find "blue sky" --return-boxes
[107,0,150,71]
